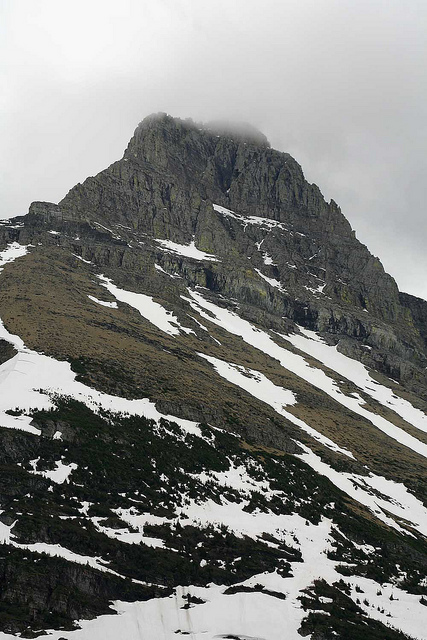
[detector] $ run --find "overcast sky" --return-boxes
[1,0,426,299]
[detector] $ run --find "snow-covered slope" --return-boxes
[0,115,426,640]
[0,240,426,640]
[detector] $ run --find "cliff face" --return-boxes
[0,114,426,639]
[400,292,427,349]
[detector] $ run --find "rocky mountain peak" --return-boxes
[0,115,426,639]
[123,115,350,246]
[129,111,270,149]
[18,116,427,388]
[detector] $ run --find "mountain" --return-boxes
[0,112,426,640]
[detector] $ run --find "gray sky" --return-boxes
[1,0,426,299]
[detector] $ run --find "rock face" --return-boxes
[24,113,427,392]
[400,292,427,349]
[0,114,426,639]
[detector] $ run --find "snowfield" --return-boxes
[0,513,425,640]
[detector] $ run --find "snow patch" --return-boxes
[304,283,326,295]
[155,239,219,262]
[154,264,180,278]
[262,253,275,266]
[87,295,118,309]
[213,203,290,232]
[29,460,78,484]
[0,242,28,272]
[212,203,240,220]
[254,268,287,293]
[98,275,194,336]
[73,254,92,264]
[91,516,166,549]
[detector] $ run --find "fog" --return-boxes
[1,0,426,298]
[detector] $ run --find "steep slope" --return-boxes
[0,114,426,640]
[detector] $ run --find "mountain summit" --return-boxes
[0,114,426,640]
